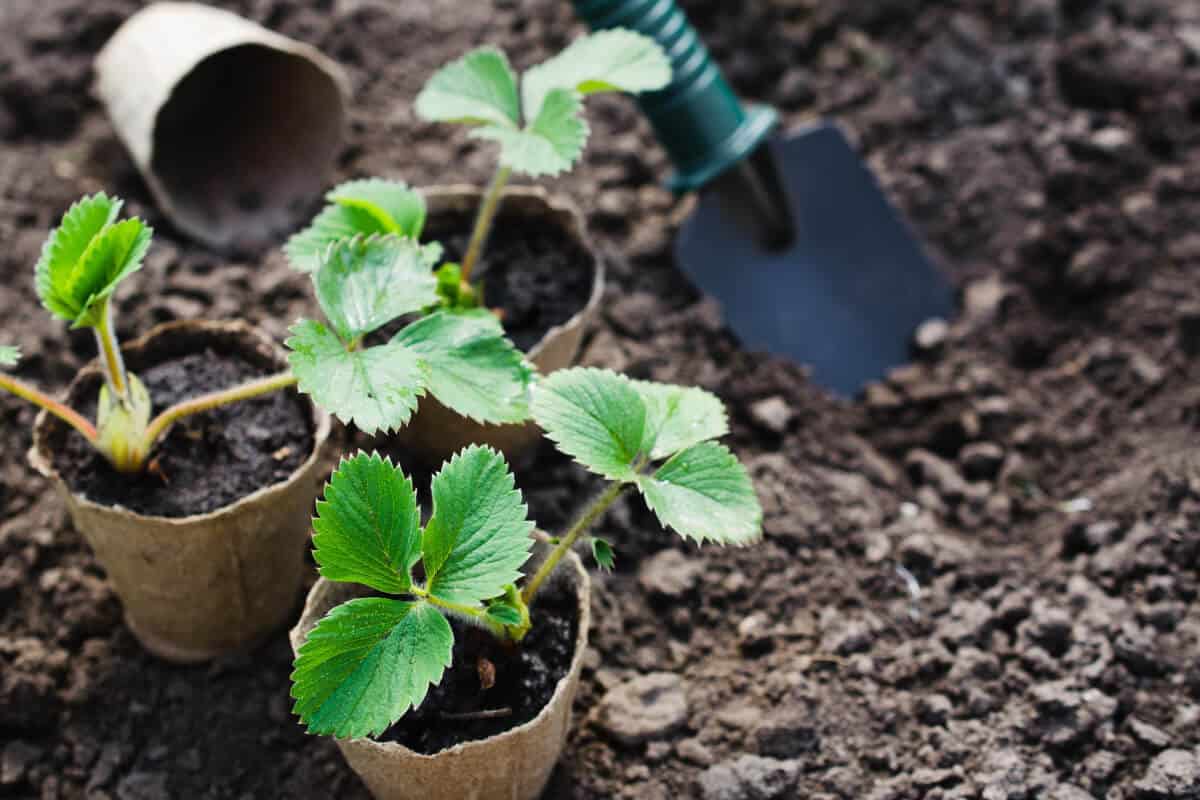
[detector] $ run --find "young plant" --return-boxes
[284,233,535,434]
[0,194,298,474]
[290,367,761,739]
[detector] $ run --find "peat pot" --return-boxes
[289,550,591,800]
[95,2,349,251]
[29,320,332,663]
[398,185,605,465]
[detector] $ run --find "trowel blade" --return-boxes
[674,122,956,397]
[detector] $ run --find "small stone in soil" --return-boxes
[697,755,801,800]
[593,672,689,746]
[1133,749,1200,800]
[748,396,793,434]
[638,549,702,600]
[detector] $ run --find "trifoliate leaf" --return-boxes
[287,320,428,435]
[634,381,729,460]
[521,29,672,123]
[392,310,534,425]
[636,442,763,546]
[291,598,452,739]
[472,88,588,177]
[591,537,616,572]
[285,181,428,273]
[313,453,422,594]
[35,194,151,327]
[415,47,520,129]
[314,235,438,342]
[422,445,534,606]
[0,346,19,367]
[531,367,646,481]
[484,601,523,627]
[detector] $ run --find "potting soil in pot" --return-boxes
[377,577,579,754]
[55,350,313,517]
[424,210,595,352]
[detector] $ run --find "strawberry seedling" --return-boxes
[290,367,761,739]
[285,30,670,312]
[1,194,297,474]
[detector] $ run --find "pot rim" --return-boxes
[292,548,592,760]
[419,184,605,363]
[27,318,332,526]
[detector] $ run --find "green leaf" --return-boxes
[291,599,452,739]
[415,47,520,129]
[0,345,19,368]
[522,29,672,122]
[285,181,428,273]
[591,537,615,572]
[636,442,763,546]
[485,601,523,627]
[287,320,428,435]
[329,179,426,239]
[392,310,534,425]
[35,194,151,327]
[313,453,422,594]
[634,381,729,460]
[531,367,646,481]
[314,235,438,342]
[422,445,534,606]
[472,88,588,177]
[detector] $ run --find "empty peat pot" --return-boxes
[289,550,591,800]
[95,2,349,251]
[398,186,604,465]
[29,320,332,664]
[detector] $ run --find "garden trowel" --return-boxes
[571,0,956,396]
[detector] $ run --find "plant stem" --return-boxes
[460,164,512,285]
[521,481,626,608]
[0,373,97,442]
[414,586,506,638]
[140,371,298,453]
[93,302,129,406]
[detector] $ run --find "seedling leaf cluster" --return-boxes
[291,369,762,740]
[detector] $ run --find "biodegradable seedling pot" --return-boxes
[399,186,604,465]
[289,550,591,800]
[95,2,349,251]
[29,320,332,664]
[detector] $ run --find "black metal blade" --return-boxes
[675,122,956,397]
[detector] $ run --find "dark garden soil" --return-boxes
[379,576,578,754]
[424,209,597,353]
[1,0,1199,798]
[55,350,313,518]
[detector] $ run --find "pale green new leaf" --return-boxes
[636,441,763,546]
[472,88,588,177]
[313,453,422,594]
[422,445,534,606]
[392,310,535,424]
[291,599,452,739]
[415,47,520,129]
[485,601,523,627]
[522,29,672,122]
[315,235,438,342]
[287,320,428,435]
[0,346,19,367]
[285,181,428,273]
[531,367,646,481]
[35,194,151,327]
[634,381,729,460]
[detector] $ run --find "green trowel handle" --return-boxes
[571,0,778,193]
